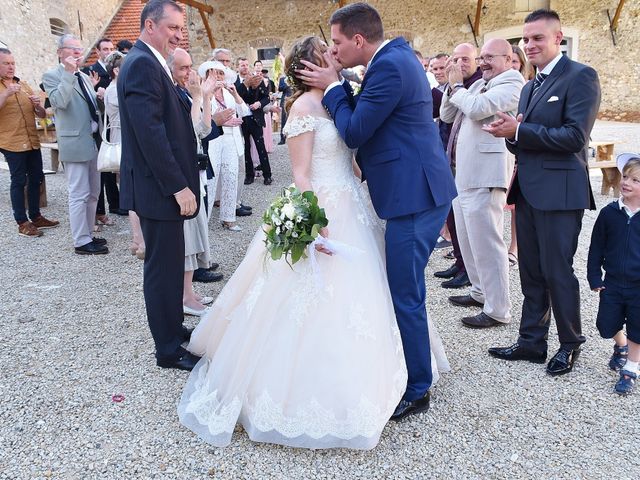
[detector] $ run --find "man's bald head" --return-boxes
[478,39,513,81]
[452,43,477,80]
[169,47,192,87]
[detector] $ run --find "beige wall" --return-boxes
[0,0,122,87]
[188,0,639,121]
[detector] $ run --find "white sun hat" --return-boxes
[198,60,238,85]
[616,152,640,173]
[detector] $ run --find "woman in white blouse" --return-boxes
[199,61,252,231]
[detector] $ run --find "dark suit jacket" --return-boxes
[322,37,456,220]
[82,62,111,91]
[117,40,199,221]
[507,55,600,211]
[235,77,270,128]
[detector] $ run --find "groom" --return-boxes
[299,3,457,420]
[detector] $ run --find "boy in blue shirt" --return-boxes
[587,153,640,395]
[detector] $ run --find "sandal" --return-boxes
[614,369,637,395]
[508,252,518,268]
[609,344,628,372]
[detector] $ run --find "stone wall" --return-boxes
[0,0,122,87]
[187,0,639,121]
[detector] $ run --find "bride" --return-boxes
[178,36,449,450]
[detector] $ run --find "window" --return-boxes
[257,47,280,62]
[515,0,550,12]
[49,18,68,36]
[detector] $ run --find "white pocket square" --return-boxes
[547,96,559,102]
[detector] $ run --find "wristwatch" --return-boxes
[448,83,464,95]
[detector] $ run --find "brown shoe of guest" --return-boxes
[31,215,60,229]
[18,221,43,237]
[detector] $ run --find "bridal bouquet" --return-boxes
[262,186,328,265]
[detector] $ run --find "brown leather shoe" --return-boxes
[31,215,59,229]
[18,221,43,237]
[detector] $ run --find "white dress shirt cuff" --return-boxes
[324,78,344,96]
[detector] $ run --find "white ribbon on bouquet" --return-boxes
[307,236,365,288]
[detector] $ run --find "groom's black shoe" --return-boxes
[157,351,201,371]
[390,391,430,421]
[546,348,580,376]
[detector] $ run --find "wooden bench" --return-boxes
[40,142,60,173]
[588,141,619,197]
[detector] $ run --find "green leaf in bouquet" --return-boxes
[291,242,306,264]
[271,245,284,261]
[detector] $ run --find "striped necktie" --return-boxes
[531,72,548,98]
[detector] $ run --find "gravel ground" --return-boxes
[1,121,639,479]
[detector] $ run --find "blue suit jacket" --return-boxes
[322,38,456,220]
[118,40,199,221]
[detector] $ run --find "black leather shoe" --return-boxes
[239,204,252,211]
[546,348,580,376]
[390,391,430,421]
[156,351,201,371]
[441,272,471,289]
[462,312,506,329]
[236,207,252,216]
[278,139,286,145]
[92,237,108,246]
[207,263,219,271]
[488,343,547,363]
[263,177,273,185]
[244,177,254,185]
[434,264,460,279]
[193,269,224,283]
[448,294,483,308]
[75,242,109,255]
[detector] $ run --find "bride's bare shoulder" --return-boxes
[289,93,324,118]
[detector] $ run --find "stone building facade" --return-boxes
[1,0,638,120]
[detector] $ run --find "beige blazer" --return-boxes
[440,68,524,191]
[42,64,101,163]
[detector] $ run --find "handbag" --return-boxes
[97,113,121,173]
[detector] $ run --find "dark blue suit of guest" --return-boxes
[118,40,200,363]
[323,37,457,401]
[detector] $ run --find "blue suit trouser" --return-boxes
[385,203,450,401]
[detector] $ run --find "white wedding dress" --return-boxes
[178,115,449,450]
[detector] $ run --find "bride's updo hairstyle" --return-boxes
[284,36,328,114]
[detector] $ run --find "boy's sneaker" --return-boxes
[18,221,43,237]
[609,344,628,371]
[31,215,59,229]
[614,369,637,395]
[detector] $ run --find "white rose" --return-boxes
[282,202,296,220]
[285,221,294,230]
[276,226,281,235]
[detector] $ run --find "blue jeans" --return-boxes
[1,148,43,224]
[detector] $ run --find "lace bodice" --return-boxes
[283,115,356,190]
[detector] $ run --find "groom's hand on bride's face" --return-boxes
[297,58,340,90]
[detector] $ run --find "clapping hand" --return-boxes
[28,94,42,107]
[186,69,201,99]
[212,108,235,126]
[200,76,217,99]
[223,117,243,127]
[96,87,106,101]
[249,101,261,111]
[3,83,21,96]
[89,70,100,87]
[445,58,463,85]
[481,112,522,139]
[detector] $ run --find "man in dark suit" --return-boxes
[483,9,601,375]
[234,58,272,185]
[299,2,457,420]
[83,38,114,90]
[277,74,291,145]
[118,0,201,371]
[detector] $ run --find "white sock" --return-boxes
[624,360,639,374]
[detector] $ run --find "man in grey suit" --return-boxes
[440,38,524,329]
[484,9,600,375]
[42,34,108,255]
